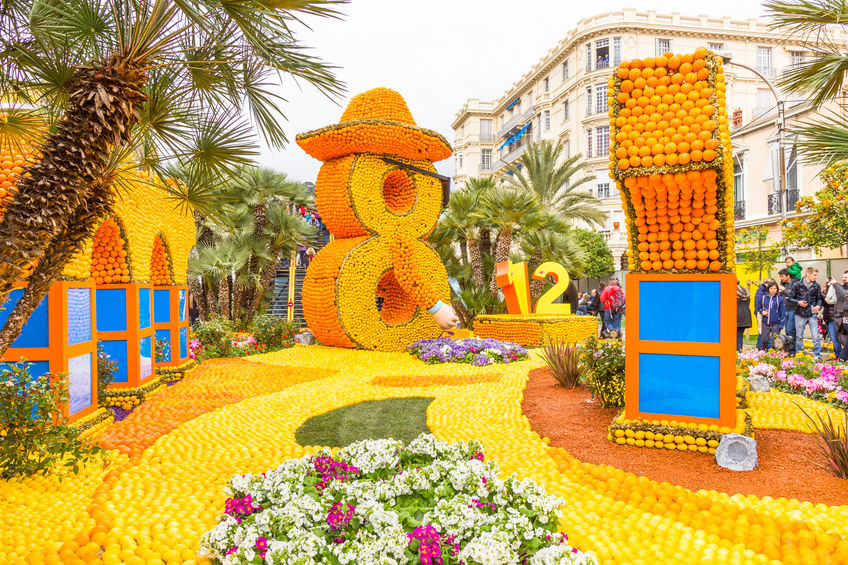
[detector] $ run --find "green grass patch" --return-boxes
[295,397,433,448]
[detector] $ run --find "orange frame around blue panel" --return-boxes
[0,280,98,422]
[98,283,155,389]
[153,285,190,367]
[624,272,737,429]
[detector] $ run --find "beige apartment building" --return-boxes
[452,8,844,275]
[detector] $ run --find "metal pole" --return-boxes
[723,59,786,221]
[287,251,296,322]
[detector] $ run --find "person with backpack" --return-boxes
[788,267,824,358]
[600,277,625,337]
[753,279,772,350]
[593,282,607,337]
[759,281,785,350]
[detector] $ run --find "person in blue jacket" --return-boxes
[753,279,773,349]
[759,281,785,350]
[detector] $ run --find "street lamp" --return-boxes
[719,53,788,222]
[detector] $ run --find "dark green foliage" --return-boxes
[796,403,848,479]
[295,398,434,448]
[249,313,299,349]
[540,340,581,388]
[574,229,614,279]
[0,361,105,479]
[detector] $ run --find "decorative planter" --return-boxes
[473,314,597,347]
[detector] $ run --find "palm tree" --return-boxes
[464,177,496,259]
[521,229,586,300]
[505,140,606,226]
[475,187,545,293]
[0,0,344,354]
[766,0,848,165]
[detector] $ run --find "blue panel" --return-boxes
[96,289,127,332]
[0,360,50,378]
[0,289,49,349]
[67,288,91,346]
[139,335,153,378]
[180,327,188,360]
[68,353,92,415]
[101,339,128,383]
[155,329,171,363]
[179,289,187,322]
[154,289,170,323]
[638,353,720,419]
[639,280,721,343]
[138,288,152,329]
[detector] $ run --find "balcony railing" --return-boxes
[734,201,745,221]
[767,189,800,215]
[497,107,533,139]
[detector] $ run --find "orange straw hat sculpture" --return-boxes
[296,87,452,162]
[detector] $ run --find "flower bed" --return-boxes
[408,337,528,366]
[740,349,848,409]
[200,435,595,565]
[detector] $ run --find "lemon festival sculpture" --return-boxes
[608,47,744,444]
[296,88,459,351]
[0,164,195,424]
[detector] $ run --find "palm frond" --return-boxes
[765,0,848,43]
[787,109,848,166]
[777,54,848,107]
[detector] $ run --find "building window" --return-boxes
[458,153,463,168]
[595,38,610,69]
[480,119,492,142]
[544,110,551,130]
[756,88,772,117]
[757,47,773,76]
[733,155,744,202]
[585,86,593,116]
[536,116,542,141]
[708,42,724,52]
[586,129,593,158]
[563,100,569,120]
[597,182,610,199]
[789,50,804,68]
[596,84,609,113]
[786,145,798,192]
[481,149,492,172]
[563,139,570,159]
[596,126,610,157]
[656,38,672,56]
[613,37,621,66]
[544,77,549,92]
[562,60,569,80]
[460,125,464,138]
[586,42,592,72]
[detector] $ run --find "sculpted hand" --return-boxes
[432,303,460,329]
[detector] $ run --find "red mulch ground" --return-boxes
[522,368,848,506]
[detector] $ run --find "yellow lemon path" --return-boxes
[3,346,848,565]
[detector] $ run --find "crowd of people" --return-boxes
[736,256,848,360]
[575,277,625,338]
[295,206,327,268]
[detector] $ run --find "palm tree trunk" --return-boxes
[0,181,115,356]
[219,275,231,320]
[0,58,146,310]
[188,276,208,322]
[480,229,492,258]
[233,282,244,322]
[459,240,468,265]
[205,281,219,319]
[467,238,485,287]
[246,268,276,325]
[529,253,544,303]
[490,229,513,294]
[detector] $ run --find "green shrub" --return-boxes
[580,336,625,408]
[797,403,848,479]
[249,313,298,349]
[154,338,169,363]
[96,342,117,407]
[192,316,236,356]
[0,361,105,479]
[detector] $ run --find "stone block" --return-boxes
[295,331,316,345]
[746,374,770,393]
[715,433,758,471]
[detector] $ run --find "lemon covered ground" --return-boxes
[3,346,848,565]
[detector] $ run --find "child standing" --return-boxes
[760,281,785,350]
[785,256,802,280]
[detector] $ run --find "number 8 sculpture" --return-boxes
[296,88,459,351]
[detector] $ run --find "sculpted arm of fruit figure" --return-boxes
[391,236,459,329]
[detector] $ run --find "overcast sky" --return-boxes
[259,0,768,184]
